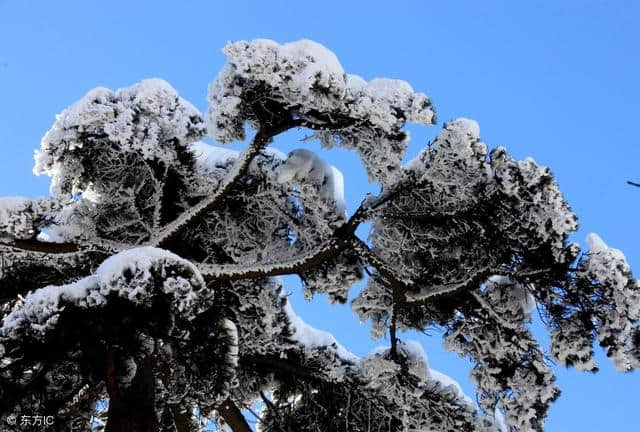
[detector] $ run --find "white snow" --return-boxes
[578,232,639,371]
[282,293,358,362]
[361,79,434,127]
[96,246,189,281]
[429,369,474,406]
[0,196,30,220]
[274,149,346,215]
[584,233,631,289]
[207,38,434,184]
[446,118,480,138]
[0,276,102,340]
[281,39,345,94]
[399,339,429,378]
[587,232,608,254]
[329,165,346,216]
[0,196,62,240]
[96,248,205,315]
[368,340,475,406]
[405,117,484,173]
[34,78,204,197]
[485,275,536,315]
[36,226,67,243]
[346,73,367,90]
[493,408,508,432]
[264,147,287,161]
[281,39,344,75]
[587,232,626,262]
[0,197,31,238]
[221,318,240,368]
[1,247,208,341]
[189,141,286,172]
[190,141,239,169]
[403,343,476,406]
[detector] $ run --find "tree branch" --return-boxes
[349,237,409,359]
[148,112,362,251]
[0,248,108,301]
[349,237,410,304]
[0,239,82,254]
[347,237,513,311]
[378,210,466,223]
[0,236,125,255]
[199,197,371,282]
[259,391,290,432]
[199,239,345,281]
[469,291,521,331]
[217,398,252,432]
[239,354,331,383]
[400,265,495,307]
[389,309,398,359]
[105,355,158,432]
[150,120,304,249]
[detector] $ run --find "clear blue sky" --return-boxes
[1,1,639,430]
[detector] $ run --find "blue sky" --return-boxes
[1,1,639,430]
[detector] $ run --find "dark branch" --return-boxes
[0,249,108,301]
[239,354,331,383]
[349,237,409,304]
[217,398,252,432]
[201,198,370,282]
[379,210,464,223]
[0,239,81,254]
[399,265,495,308]
[200,239,345,282]
[259,391,290,432]
[389,310,398,359]
[150,113,361,250]
[150,116,319,249]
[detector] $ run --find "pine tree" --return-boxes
[1,39,638,432]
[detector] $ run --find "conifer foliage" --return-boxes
[0,39,638,431]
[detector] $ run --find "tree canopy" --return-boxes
[0,39,638,432]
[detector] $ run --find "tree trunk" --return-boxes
[105,351,159,432]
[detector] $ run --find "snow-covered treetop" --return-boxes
[0,247,208,341]
[208,39,435,184]
[34,79,205,198]
[1,38,638,432]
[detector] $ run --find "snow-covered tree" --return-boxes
[0,39,638,432]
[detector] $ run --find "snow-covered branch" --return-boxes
[198,238,345,281]
[149,123,293,248]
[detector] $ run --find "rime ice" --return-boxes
[0,38,638,432]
